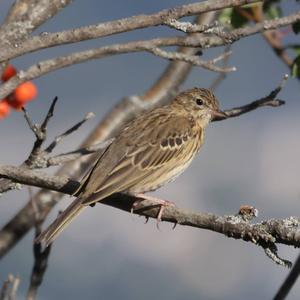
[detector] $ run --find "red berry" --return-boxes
[1,64,17,82]
[8,95,24,110]
[14,81,38,103]
[0,99,11,118]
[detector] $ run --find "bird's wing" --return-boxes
[72,139,114,197]
[80,110,200,205]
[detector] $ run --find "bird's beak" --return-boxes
[210,109,227,120]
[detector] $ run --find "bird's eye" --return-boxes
[196,98,204,106]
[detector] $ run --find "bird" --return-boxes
[36,87,226,246]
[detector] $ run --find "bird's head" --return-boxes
[173,88,226,125]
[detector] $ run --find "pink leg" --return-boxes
[132,194,176,229]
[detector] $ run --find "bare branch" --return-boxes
[0,165,299,266]
[209,45,232,91]
[146,47,236,73]
[15,98,59,183]
[23,97,59,159]
[0,9,298,100]
[164,18,220,34]
[26,240,51,300]
[0,101,94,194]
[45,112,95,153]
[0,166,79,194]
[0,0,72,37]
[0,0,261,63]
[0,0,72,74]
[0,274,20,300]
[264,245,292,268]
[26,197,52,300]
[213,75,287,121]
[273,254,300,299]
[40,97,59,132]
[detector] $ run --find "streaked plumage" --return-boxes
[36,88,225,246]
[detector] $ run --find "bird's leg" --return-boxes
[132,194,176,228]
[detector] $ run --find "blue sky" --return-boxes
[0,1,300,299]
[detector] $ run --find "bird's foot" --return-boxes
[131,194,176,229]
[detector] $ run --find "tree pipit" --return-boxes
[36,88,226,246]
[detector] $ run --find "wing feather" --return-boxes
[80,109,199,205]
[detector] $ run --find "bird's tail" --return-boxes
[35,198,85,247]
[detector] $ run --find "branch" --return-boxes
[163,19,220,34]
[0,99,94,194]
[23,97,59,164]
[0,274,20,300]
[146,47,236,73]
[0,0,71,40]
[0,165,299,267]
[214,74,288,121]
[273,254,300,299]
[26,193,52,300]
[209,45,232,91]
[26,241,51,300]
[44,112,95,154]
[0,166,79,194]
[0,0,260,62]
[0,9,298,99]
[0,0,72,74]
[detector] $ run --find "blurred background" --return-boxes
[0,0,299,299]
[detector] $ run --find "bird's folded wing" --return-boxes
[80,111,198,205]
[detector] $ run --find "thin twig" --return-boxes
[22,108,41,140]
[0,103,95,194]
[209,45,232,91]
[146,47,236,73]
[273,253,300,299]
[23,97,60,163]
[45,112,95,153]
[40,96,58,132]
[213,75,287,121]
[46,138,114,166]
[264,245,292,268]
[0,274,20,300]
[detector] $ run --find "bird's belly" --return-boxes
[127,154,195,194]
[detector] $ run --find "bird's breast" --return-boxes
[128,129,204,194]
